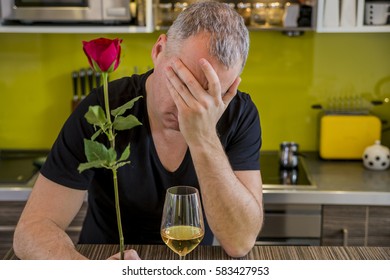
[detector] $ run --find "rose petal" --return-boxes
[82,38,122,72]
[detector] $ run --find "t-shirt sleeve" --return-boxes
[223,93,262,171]
[40,93,98,190]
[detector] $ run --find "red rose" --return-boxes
[82,38,123,73]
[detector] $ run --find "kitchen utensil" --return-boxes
[71,71,79,111]
[95,72,101,87]
[362,140,390,171]
[87,68,94,92]
[319,114,382,159]
[79,68,86,99]
[280,142,299,169]
[72,71,78,100]
[365,1,390,25]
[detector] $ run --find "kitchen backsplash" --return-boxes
[0,32,389,150]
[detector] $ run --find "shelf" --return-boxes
[0,0,154,34]
[316,25,390,33]
[0,25,153,34]
[316,0,390,33]
[1,0,388,34]
[156,25,313,32]
[247,26,314,32]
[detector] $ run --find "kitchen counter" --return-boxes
[262,151,390,206]
[1,151,390,206]
[3,244,390,260]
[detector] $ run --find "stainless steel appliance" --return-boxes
[0,0,132,24]
[258,152,321,245]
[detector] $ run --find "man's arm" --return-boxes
[14,174,142,260]
[189,138,263,258]
[13,173,88,259]
[165,58,263,257]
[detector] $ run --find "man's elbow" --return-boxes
[13,221,29,259]
[222,237,257,258]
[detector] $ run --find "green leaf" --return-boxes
[78,160,106,173]
[107,147,117,165]
[85,106,107,127]
[114,161,130,169]
[106,60,117,73]
[84,139,110,162]
[113,115,142,131]
[111,96,143,117]
[91,129,103,141]
[118,144,131,162]
[91,59,103,73]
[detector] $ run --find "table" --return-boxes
[3,245,390,260]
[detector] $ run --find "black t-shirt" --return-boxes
[41,70,262,245]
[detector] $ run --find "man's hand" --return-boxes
[107,249,141,260]
[165,58,240,145]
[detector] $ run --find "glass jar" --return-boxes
[236,2,252,26]
[266,2,284,26]
[173,2,188,21]
[227,2,235,10]
[251,2,268,26]
[157,3,173,26]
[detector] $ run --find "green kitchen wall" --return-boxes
[0,31,389,150]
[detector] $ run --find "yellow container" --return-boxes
[319,115,382,159]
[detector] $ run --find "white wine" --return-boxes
[161,225,204,257]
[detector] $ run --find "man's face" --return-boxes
[149,33,242,131]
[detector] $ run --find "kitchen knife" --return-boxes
[79,68,86,99]
[71,71,80,111]
[72,71,79,101]
[95,72,101,88]
[87,68,94,93]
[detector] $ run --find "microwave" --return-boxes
[0,0,132,23]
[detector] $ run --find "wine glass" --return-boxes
[161,186,205,259]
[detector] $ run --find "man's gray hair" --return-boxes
[166,1,249,70]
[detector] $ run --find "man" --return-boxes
[13,1,263,260]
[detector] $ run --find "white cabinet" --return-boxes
[317,0,390,32]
